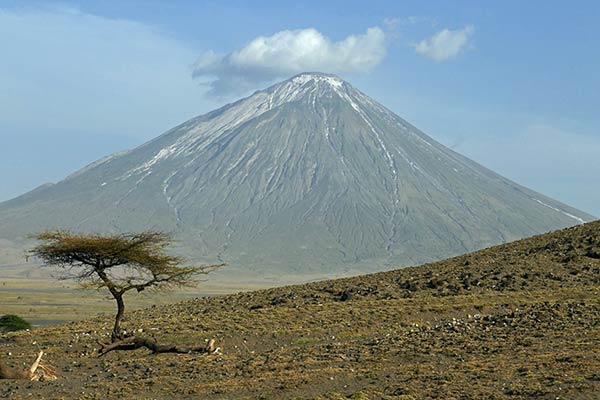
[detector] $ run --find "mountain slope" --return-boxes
[0,72,594,279]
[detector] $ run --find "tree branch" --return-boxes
[98,337,218,356]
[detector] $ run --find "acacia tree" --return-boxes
[30,230,222,341]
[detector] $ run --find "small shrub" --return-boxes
[0,314,32,332]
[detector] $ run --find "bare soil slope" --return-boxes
[1,220,600,399]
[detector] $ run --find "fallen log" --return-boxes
[0,350,57,381]
[98,336,219,356]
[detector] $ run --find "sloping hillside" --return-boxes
[1,221,600,399]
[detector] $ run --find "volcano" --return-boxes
[0,73,594,281]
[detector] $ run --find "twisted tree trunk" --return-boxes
[98,337,218,356]
[112,293,125,342]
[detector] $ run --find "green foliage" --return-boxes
[0,314,32,332]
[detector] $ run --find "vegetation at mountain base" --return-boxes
[29,231,223,341]
[0,220,599,398]
[0,315,31,332]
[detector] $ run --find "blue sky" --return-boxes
[1,1,599,216]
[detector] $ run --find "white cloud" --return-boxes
[413,25,474,62]
[193,27,387,96]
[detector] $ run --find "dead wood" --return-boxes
[98,336,218,356]
[0,350,58,381]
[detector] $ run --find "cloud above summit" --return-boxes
[192,27,387,96]
[413,26,474,62]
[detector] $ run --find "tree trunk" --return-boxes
[112,294,125,342]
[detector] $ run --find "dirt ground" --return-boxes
[1,221,599,399]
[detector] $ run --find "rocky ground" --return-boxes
[1,221,600,399]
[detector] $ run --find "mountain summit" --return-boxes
[0,73,594,281]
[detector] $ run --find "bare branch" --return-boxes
[98,337,218,356]
[0,351,57,381]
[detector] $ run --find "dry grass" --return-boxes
[0,278,266,326]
